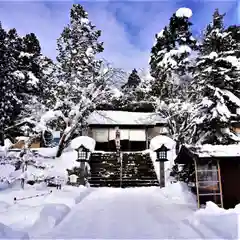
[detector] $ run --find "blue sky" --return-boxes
[0,0,238,71]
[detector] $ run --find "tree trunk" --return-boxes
[0,132,4,146]
[56,133,67,158]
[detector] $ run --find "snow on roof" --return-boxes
[186,144,240,158]
[176,7,193,18]
[87,110,167,126]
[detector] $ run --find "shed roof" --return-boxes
[186,144,240,158]
[175,144,240,164]
[87,110,167,126]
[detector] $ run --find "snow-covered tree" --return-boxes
[41,4,114,157]
[3,29,54,143]
[0,24,19,145]
[148,8,198,144]
[102,68,155,112]
[149,8,198,102]
[187,9,240,144]
[56,4,103,94]
[121,68,141,90]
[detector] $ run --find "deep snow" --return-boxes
[0,182,239,239]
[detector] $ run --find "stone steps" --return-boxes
[89,152,159,188]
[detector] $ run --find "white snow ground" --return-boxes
[0,182,239,239]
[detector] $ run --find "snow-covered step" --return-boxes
[89,152,159,188]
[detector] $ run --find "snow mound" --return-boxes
[0,164,15,179]
[176,7,193,18]
[0,222,29,239]
[28,204,70,237]
[150,135,176,151]
[194,202,240,239]
[4,139,13,149]
[38,147,58,157]
[160,182,196,205]
[71,136,96,152]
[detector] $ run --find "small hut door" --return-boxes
[194,159,223,208]
[220,160,240,209]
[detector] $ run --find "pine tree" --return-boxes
[0,24,19,145]
[121,68,141,90]
[2,29,55,141]
[187,9,240,145]
[111,69,154,112]
[149,10,197,102]
[54,4,109,157]
[56,4,104,101]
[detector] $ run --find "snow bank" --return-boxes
[193,202,240,239]
[0,164,15,179]
[0,185,89,237]
[159,182,196,205]
[28,204,70,237]
[37,147,58,157]
[0,223,29,239]
[71,136,96,152]
[0,146,81,192]
[176,7,193,18]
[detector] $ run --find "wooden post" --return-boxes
[145,128,148,149]
[79,161,86,185]
[194,159,201,209]
[119,152,122,188]
[159,161,165,188]
[217,160,224,208]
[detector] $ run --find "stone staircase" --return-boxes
[89,152,159,188]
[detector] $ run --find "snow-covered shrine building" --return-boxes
[86,110,168,152]
[82,110,170,188]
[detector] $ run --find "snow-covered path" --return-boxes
[43,187,220,239]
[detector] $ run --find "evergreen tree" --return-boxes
[54,4,110,157]
[56,4,103,99]
[187,9,240,145]
[121,68,141,90]
[0,24,19,145]
[149,10,197,102]
[1,28,54,141]
[106,68,154,112]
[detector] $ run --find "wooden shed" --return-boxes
[175,144,240,209]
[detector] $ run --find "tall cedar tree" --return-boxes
[0,24,19,145]
[55,4,108,157]
[109,69,153,112]
[57,4,103,101]
[186,9,240,145]
[0,26,53,141]
[149,13,197,102]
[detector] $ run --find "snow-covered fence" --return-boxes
[13,190,52,203]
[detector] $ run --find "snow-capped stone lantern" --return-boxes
[71,136,95,186]
[154,144,170,188]
[76,144,90,163]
